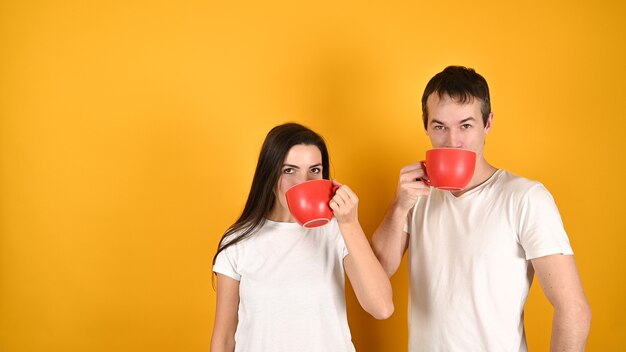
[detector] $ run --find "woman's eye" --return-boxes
[310,167,321,174]
[283,168,294,174]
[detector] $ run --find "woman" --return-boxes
[210,123,393,352]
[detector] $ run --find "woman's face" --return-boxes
[269,144,324,222]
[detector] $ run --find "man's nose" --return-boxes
[444,130,462,148]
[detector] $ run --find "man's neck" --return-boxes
[451,160,497,197]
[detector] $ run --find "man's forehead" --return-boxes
[428,91,479,106]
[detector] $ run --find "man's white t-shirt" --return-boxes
[405,170,573,352]
[213,218,355,352]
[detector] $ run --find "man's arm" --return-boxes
[372,163,430,277]
[531,254,591,352]
[371,203,410,277]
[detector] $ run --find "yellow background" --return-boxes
[1,0,624,351]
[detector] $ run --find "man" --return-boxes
[372,66,591,351]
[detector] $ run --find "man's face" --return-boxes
[424,93,493,158]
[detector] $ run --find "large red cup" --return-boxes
[422,148,476,191]
[285,179,338,228]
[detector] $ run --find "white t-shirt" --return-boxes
[404,170,573,352]
[213,218,355,352]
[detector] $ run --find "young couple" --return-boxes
[210,66,591,352]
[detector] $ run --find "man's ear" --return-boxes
[484,112,494,133]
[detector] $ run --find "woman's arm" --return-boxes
[210,274,240,352]
[330,181,394,320]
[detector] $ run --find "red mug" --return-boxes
[422,148,476,191]
[285,179,339,228]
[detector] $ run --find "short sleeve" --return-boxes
[334,221,349,259]
[404,199,421,235]
[518,184,574,259]
[213,245,241,281]
[403,209,411,234]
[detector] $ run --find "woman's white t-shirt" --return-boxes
[213,218,355,352]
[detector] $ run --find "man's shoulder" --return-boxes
[493,169,546,195]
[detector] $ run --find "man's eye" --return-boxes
[434,125,445,130]
[310,167,321,174]
[461,124,472,129]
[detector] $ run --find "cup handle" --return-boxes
[329,182,342,214]
[419,160,431,186]
[330,180,342,194]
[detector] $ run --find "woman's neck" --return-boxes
[267,205,295,223]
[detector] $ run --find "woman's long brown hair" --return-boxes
[212,123,330,268]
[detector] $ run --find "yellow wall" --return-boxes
[1,0,624,350]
